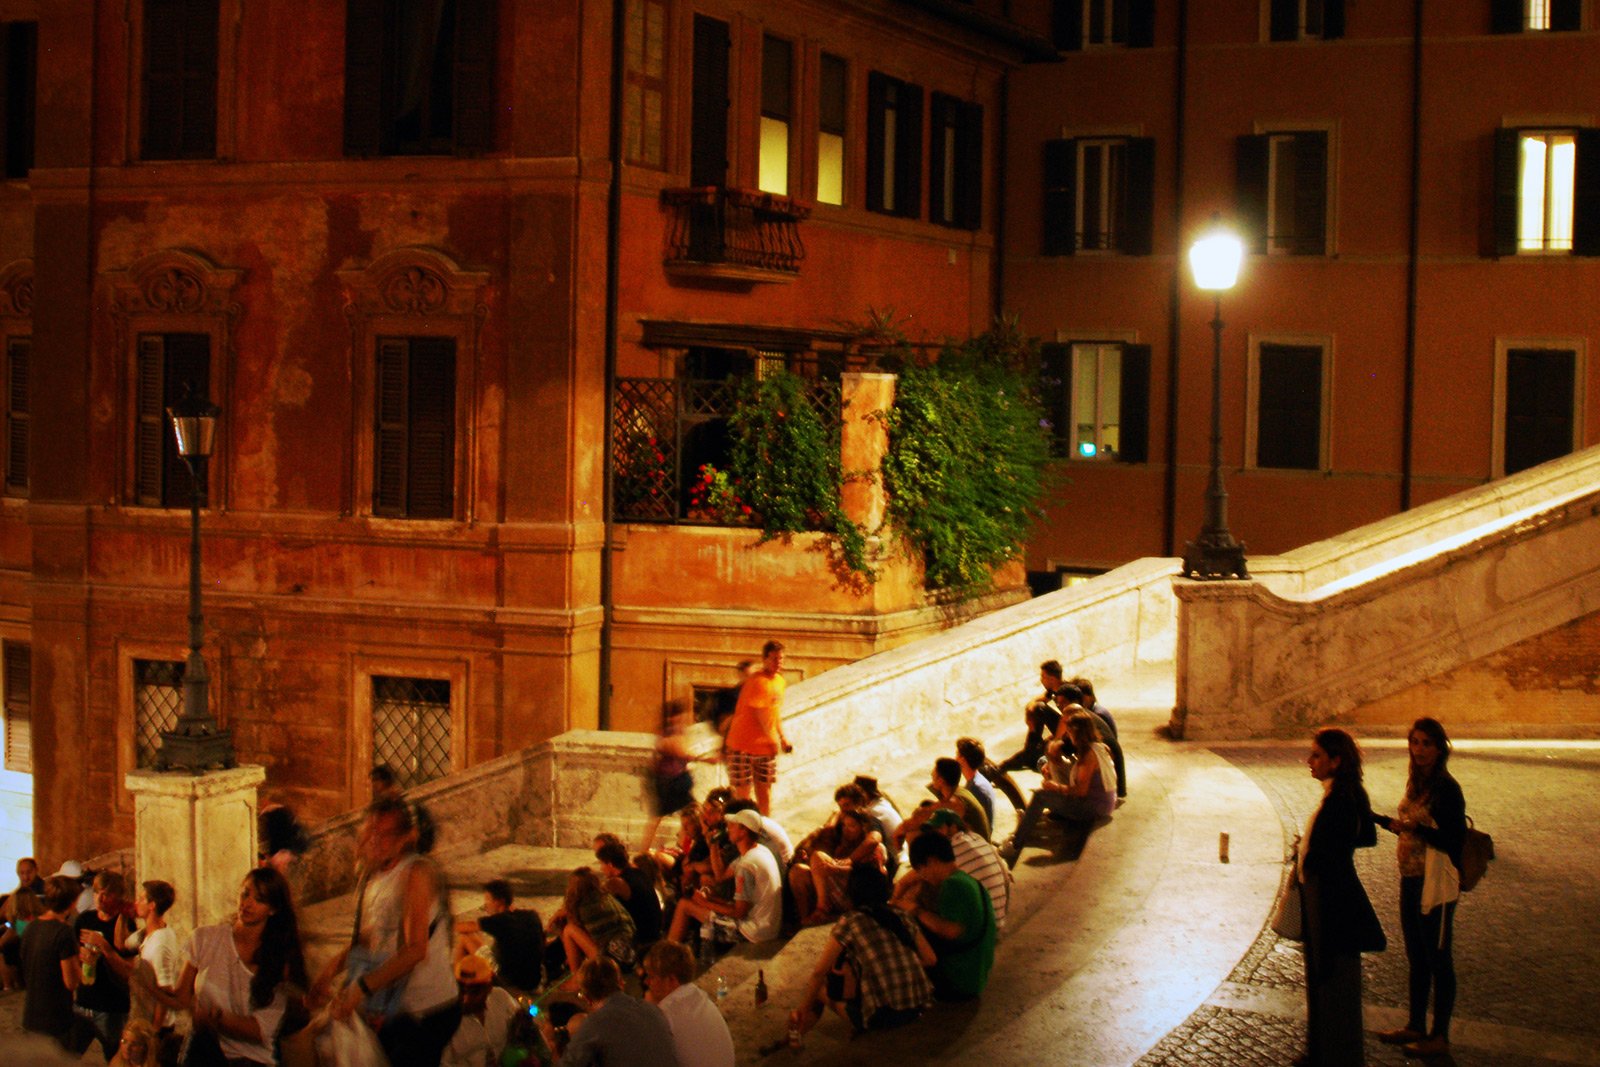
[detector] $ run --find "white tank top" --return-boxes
[360,853,457,1014]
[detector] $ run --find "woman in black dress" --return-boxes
[1296,728,1385,1067]
[1372,717,1466,1059]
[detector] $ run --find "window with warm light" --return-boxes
[758,35,792,196]
[817,53,846,205]
[1493,0,1580,32]
[1518,131,1576,252]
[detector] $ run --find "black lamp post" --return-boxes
[155,388,235,772]
[1181,221,1249,580]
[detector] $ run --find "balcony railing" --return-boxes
[661,186,810,280]
[612,375,839,524]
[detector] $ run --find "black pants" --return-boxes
[379,1001,463,1067]
[1399,875,1456,1040]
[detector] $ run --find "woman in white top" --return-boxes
[174,868,308,1065]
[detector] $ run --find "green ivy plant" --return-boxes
[715,318,1052,598]
[877,318,1052,595]
[725,373,875,583]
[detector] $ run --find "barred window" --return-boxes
[372,675,452,789]
[134,658,185,769]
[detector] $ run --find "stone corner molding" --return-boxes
[105,249,245,319]
[0,259,34,318]
[337,246,491,319]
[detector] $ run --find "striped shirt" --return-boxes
[949,828,1011,930]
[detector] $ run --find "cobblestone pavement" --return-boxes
[1138,742,1600,1067]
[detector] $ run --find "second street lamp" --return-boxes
[155,386,236,773]
[1181,221,1249,580]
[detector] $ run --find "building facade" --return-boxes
[1006,0,1600,577]
[0,0,1048,863]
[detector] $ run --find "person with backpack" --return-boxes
[1372,717,1467,1060]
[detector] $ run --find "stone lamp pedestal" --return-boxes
[125,765,266,944]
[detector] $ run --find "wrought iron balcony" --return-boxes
[661,186,809,282]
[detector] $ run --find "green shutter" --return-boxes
[405,338,456,519]
[1292,131,1328,255]
[1119,138,1155,255]
[1573,129,1600,257]
[1492,129,1521,257]
[374,338,409,516]
[898,84,923,220]
[135,336,167,506]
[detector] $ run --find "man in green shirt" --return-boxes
[897,832,995,1001]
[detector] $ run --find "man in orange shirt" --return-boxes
[722,640,791,815]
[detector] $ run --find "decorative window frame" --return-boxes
[0,260,31,499]
[1491,335,1587,478]
[104,249,243,509]
[338,247,489,524]
[348,653,469,808]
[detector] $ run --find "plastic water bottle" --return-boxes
[715,975,729,1005]
[755,969,768,1006]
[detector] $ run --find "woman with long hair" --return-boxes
[1296,728,1385,1067]
[1372,717,1466,1058]
[174,868,309,1064]
[552,867,634,987]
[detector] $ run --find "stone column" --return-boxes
[839,372,896,530]
[124,765,266,944]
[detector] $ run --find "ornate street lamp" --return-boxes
[1181,219,1249,580]
[155,387,235,772]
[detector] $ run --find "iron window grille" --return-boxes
[371,675,452,789]
[133,658,185,769]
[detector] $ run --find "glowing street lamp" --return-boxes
[1181,220,1249,580]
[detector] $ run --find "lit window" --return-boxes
[759,36,792,196]
[817,54,846,205]
[1528,0,1551,29]
[1518,132,1576,252]
[1071,343,1122,459]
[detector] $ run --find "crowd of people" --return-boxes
[0,635,1474,1067]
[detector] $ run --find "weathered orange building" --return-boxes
[1005,1,1600,577]
[0,0,1053,862]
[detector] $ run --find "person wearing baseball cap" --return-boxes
[667,808,782,946]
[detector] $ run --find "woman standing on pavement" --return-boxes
[1372,717,1465,1059]
[1296,728,1385,1067]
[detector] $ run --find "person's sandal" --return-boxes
[1403,1035,1451,1057]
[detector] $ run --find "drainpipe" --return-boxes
[1400,0,1423,511]
[1161,0,1189,557]
[993,75,1008,320]
[599,0,627,730]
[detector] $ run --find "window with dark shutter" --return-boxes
[344,0,498,158]
[689,15,730,187]
[1495,0,1581,32]
[5,336,26,495]
[1042,139,1077,256]
[3,640,29,773]
[1042,340,1148,462]
[930,94,982,230]
[142,0,218,161]
[1120,138,1155,254]
[134,334,211,508]
[374,337,456,519]
[1,21,37,179]
[1054,0,1153,50]
[1255,343,1323,470]
[1504,347,1576,474]
[1238,131,1327,255]
[1496,126,1596,256]
[866,72,922,219]
[1270,0,1339,41]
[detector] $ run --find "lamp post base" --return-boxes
[154,725,237,774]
[1181,531,1250,581]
